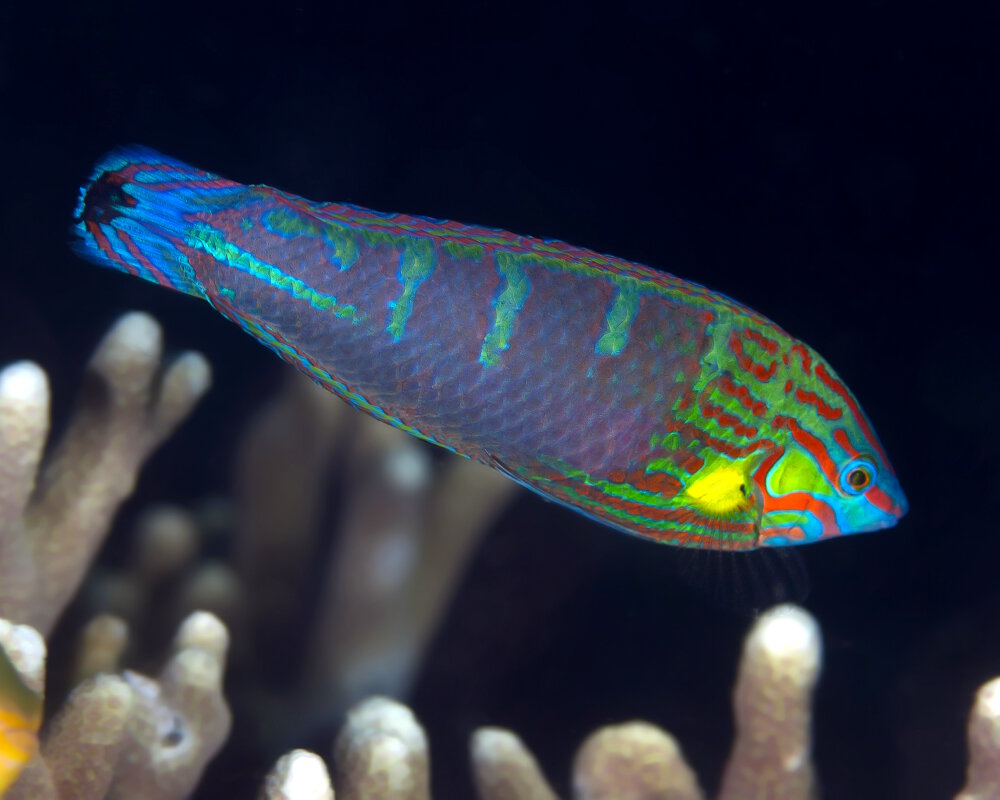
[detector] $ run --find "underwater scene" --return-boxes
[0,1,996,797]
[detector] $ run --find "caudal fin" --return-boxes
[73,147,244,299]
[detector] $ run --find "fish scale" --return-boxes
[73,147,907,550]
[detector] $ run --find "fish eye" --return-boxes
[839,458,875,495]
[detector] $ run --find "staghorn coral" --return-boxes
[717,604,819,799]
[303,408,517,712]
[79,502,244,665]
[472,728,559,800]
[259,750,334,800]
[3,611,230,800]
[75,368,517,727]
[273,607,999,800]
[231,371,517,715]
[9,672,135,799]
[264,604,999,800]
[110,611,231,799]
[66,374,517,755]
[957,677,1000,800]
[71,614,129,688]
[465,604,820,799]
[0,312,210,636]
[333,696,431,800]
[3,587,1000,797]
[572,722,703,800]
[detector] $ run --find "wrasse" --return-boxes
[73,148,907,550]
[0,646,41,795]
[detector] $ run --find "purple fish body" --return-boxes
[74,148,907,550]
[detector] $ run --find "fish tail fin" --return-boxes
[72,146,244,299]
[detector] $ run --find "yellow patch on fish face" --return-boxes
[682,458,753,517]
[767,446,827,497]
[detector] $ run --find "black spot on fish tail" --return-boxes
[76,171,136,225]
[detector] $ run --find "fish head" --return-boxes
[749,341,908,546]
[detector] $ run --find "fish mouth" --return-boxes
[845,493,908,535]
[876,475,909,524]
[866,513,903,533]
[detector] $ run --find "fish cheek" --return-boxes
[767,447,825,497]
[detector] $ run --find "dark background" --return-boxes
[1,1,997,798]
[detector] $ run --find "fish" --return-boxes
[0,645,42,795]
[73,147,907,550]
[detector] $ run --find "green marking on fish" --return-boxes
[595,285,640,356]
[442,240,486,261]
[387,238,436,341]
[188,223,360,320]
[263,208,359,270]
[480,251,531,367]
